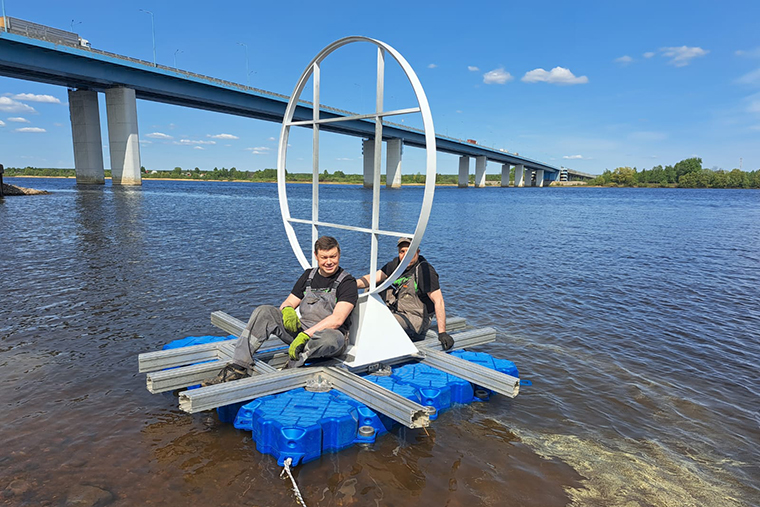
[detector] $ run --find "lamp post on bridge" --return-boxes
[139,9,156,67]
[174,49,182,69]
[70,19,81,32]
[2,0,8,32]
[237,42,249,87]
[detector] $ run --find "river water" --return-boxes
[1,177,758,506]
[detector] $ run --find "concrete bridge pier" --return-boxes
[105,87,142,185]
[68,89,105,185]
[536,169,545,188]
[475,156,487,188]
[458,156,469,188]
[386,138,402,188]
[501,163,511,187]
[362,139,374,188]
[514,164,525,187]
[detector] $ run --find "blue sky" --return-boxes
[1,0,759,175]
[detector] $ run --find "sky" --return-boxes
[1,0,759,176]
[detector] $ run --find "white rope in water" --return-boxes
[280,457,308,507]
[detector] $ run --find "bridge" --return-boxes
[0,23,590,187]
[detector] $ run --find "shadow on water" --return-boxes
[1,180,759,506]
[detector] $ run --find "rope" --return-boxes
[280,457,308,507]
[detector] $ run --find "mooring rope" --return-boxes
[280,457,307,507]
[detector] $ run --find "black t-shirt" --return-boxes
[380,255,440,314]
[291,267,358,307]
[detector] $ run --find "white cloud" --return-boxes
[208,133,239,140]
[736,68,760,86]
[268,136,276,141]
[748,100,760,114]
[660,46,708,67]
[614,55,633,64]
[15,127,46,133]
[139,139,152,144]
[468,66,480,72]
[563,154,585,160]
[146,132,173,139]
[736,47,760,58]
[193,146,205,150]
[7,117,30,123]
[643,52,656,59]
[336,157,352,161]
[246,146,271,155]
[0,120,4,126]
[12,93,62,104]
[522,67,589,85]
[179,139,215,145]
[0,97,36,113]
[483,68,513,85]
[428,63,437,69]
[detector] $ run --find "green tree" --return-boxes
[611,166,637,186]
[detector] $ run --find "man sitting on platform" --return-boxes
[356,237,454,350]
[203,236,358,385]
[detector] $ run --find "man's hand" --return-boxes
[438,331,454,351]
[289,332,310,359]
[281,307,300,333]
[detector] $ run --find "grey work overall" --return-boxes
[385,262,431,340]
[232,269,349,369]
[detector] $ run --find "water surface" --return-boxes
[1,178,758,506]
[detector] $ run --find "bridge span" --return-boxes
[0,26,583,187]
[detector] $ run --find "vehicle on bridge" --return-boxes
[1,16,90,48]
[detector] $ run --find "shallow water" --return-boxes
[1,178,758,506]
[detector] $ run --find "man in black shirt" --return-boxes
[356,238,453,350]
[203,236,358,385]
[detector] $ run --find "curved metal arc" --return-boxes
[277,36,436,286]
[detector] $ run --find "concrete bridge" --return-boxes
[0,24,584,187]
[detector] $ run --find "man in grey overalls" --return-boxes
[203,236,358,385]
[356,238,454,350]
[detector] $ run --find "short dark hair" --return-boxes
[314,235,340,254]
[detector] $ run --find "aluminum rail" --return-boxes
[179,368,316,413]
[322,367,429,428]
[421,348,520,398]
[138,341,226,373]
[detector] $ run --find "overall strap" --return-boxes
[329,270,348,292]
[305,267,319,289]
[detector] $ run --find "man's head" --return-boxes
[314,236,341,276]
[397,237,420,266]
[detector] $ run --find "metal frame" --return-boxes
[276,36,436,295]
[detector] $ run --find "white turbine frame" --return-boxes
[276,36,437,367]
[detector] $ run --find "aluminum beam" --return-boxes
[421,348,520,398]
[323,367,429,428]
[138,341,228,373]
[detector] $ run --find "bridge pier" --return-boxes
[536,169,544,188]
[386,138,402,188]
[458,156,469,188]
[362,139,374,188]
[501,163,511,187]
[105,87,142,185]
[68,89,105,185]
[514,164,524,187]
[475,156,487,188]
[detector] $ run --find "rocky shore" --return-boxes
[1,183,50,196]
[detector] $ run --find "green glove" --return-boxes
[289,332,310,360]
[281,307,300,333]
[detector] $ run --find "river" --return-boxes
[1,177,758,506]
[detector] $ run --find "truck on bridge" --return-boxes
[0,17,90,48]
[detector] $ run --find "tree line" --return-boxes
[588,158,760,189]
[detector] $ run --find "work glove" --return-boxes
[438,331,454,351]
[289,332,310,360]
[281,307,300,333]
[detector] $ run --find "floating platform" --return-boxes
[139,311,521,466]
